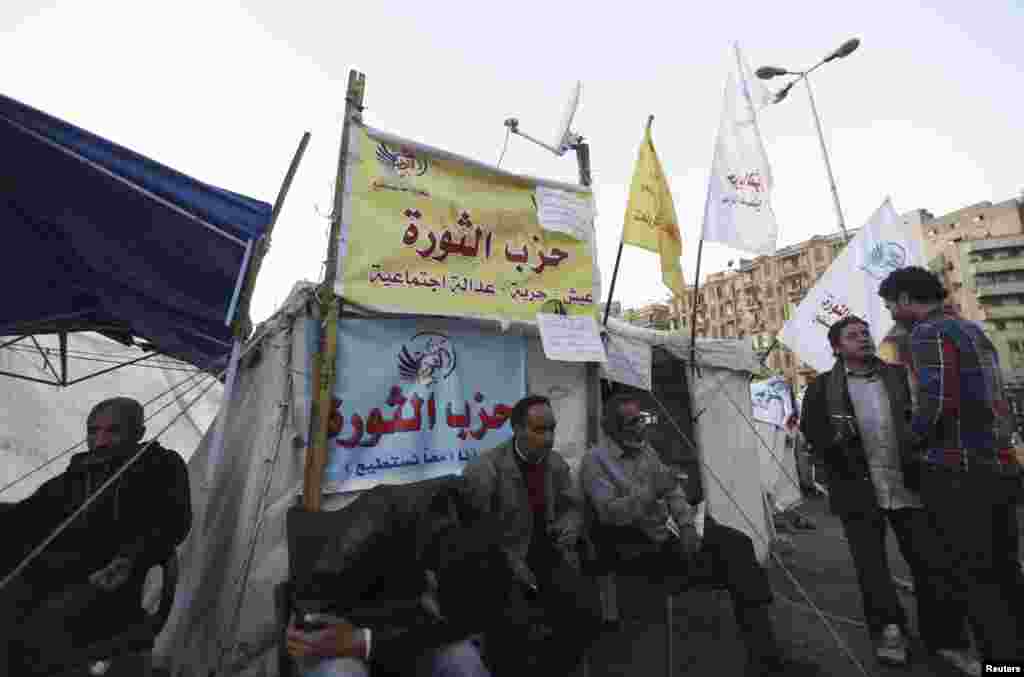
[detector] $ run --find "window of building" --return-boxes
[785,353,793,368]
[766,285,774,299]
[763,262,772,276]
[814,248,824,262]
[772,353,782,370]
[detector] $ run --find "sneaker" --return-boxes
[875,624,908,666]
[935,649,981,677]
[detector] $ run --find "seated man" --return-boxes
[462,395,602,675]
[286,476,509,677]
[1,397,191,675]
[580,394,817,677]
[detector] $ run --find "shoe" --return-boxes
[935,649,981,677]
[875,624,908,666]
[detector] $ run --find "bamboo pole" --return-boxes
[303,70,365,511]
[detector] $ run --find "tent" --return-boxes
[0,331,224,502]
[154,283,772,676]
[0,93,274,378]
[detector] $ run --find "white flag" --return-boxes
[701,43,779,256]
[778,198,926,373]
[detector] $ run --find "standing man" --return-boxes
[879,266,1023,665]
[462,395,601,675]
[800,315,976,669]
[582,394,817,677]
[1,397,192,675]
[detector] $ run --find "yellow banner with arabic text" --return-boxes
[336,126,597,321]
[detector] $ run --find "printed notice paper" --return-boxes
[536,313,607,362]
[601,334,652,390]
[535,186,594,242]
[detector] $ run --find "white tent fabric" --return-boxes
[0,332,222,502]
[754,421,803,513]
[155,285,771,676]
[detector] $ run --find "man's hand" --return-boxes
[511,559,538,595]
[286,618,366,660]
[89,556,134,591]
[419,570,445,622]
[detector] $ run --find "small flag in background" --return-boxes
[622,120,685,297]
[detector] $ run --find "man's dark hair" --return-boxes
[827,315,869,348]
[509,395,551,428]
[877,266,947,303]
[88,397,145,432]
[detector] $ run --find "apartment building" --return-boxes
[669,228,857,387]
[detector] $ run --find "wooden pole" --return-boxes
[303,70,365,511]
[231,131,312,338]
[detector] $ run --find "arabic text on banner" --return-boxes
[778,198,925,373]
[536,313,607,363]
[337,126,597,321]
[313,317,527,494]
[751,377,794,429]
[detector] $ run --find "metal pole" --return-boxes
[687,238,705,376]
[602,240,625,326]
[303,70,365,512]
[574,140,602,448]
[802,76,849,243]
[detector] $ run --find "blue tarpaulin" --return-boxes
[0,93,273,372]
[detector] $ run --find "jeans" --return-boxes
[839,506,966,649]
[296,638,490,677]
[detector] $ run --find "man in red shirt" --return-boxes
[463,395,601,674]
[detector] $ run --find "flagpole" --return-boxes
[602,240,625,326]
[603,115,654,327]
[303,70,365,512]
[687,238,705,375]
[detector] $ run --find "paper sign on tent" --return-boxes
[536,313,607,363]
[535,186,595,242]
[601,334,652,390]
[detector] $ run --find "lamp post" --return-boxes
[756,38,860,244]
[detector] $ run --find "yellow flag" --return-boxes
[622,123,685,297]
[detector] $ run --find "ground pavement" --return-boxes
[583,495,991,677]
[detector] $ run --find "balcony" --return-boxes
[972,258,1024,275]
[742,275,758,290]
[983,304,1024,320]
[781,266,805,280]
[976,280,1024,299]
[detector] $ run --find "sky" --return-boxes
[2,0,1022,322]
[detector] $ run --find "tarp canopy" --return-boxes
[156,284,773,676]
[0,93,273,372]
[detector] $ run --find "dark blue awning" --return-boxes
[0,93,273,371]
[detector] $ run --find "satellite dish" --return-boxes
[503,80,584,157]
[552,81,582,155]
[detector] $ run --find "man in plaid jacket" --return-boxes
[878,266,1023,664]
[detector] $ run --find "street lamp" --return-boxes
[757,38,860,243]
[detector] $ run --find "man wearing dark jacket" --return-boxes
[800,316,975,671]
[0,397,192,675]
[285,476,508,676]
